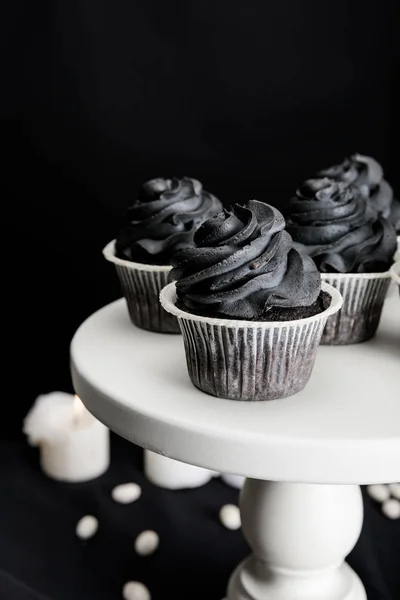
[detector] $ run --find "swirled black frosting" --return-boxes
[115,177,222,265]
[170,200,321,320]
[286,178,397,273]
[319,153,393,218]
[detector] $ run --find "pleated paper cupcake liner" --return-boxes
[390,262,400,297]
[103,240,180,334]
[160,282,342,402]
[320,272,391,345]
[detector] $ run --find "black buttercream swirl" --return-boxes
[285,178,397,274]
[170,200,321,320]
[318,153,394,219]
[116,177,222,265]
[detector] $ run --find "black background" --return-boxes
[1,1,399,599]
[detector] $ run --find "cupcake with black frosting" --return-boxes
[103,177,222,333]
[318,153,395,220]
[160,200,342,401]
[286,178,397,344]
[320,153,400,256]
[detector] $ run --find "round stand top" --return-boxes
[70,291,400,484]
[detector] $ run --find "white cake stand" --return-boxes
[70,293,400,600]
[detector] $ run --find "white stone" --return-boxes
[366,484,390,503]
[382,499,400,520]
[388,482,400,499]
[219,504,241,530]
[122,581,151,600]
[112,483,142,504]
[134,530,159,556]
[76,515,98,540]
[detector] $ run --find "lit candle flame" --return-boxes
[73,394,85,423]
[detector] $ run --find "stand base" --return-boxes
[228,559,366,600]
[226,480,366,600]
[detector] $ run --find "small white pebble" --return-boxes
[134,530,159,556]
[76,515,98,540]
[112,483,142,504]
[388,483,400,500]
[219,504,241,530]
[382,499,400,520]
[366,484,390,503]
[122,581,151,600]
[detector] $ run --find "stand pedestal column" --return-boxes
[227,480,366,600]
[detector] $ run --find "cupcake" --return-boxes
[286,178,397,345]
[160,200,342,401]
[318,153,394,219]
[103,177,222,333]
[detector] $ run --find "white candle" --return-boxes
[144,450,214,489]
[23,391,110,482]
[221,473,245,489]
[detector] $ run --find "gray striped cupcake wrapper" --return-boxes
[103,240,180,334]
[115,265,180,333]
[321,273,390,345]
[160,282,342,402]
[180,317,326,401]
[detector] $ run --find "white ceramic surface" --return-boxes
[227,481,366,600]
[70,295,400,485]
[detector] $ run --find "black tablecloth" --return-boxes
[0,432,399,600]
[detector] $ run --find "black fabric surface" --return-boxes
[0,432,399,600]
